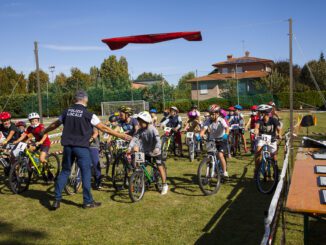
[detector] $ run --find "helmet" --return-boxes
[188,111,197,119]
[16,121,26,127]
[114,112,120,117]
[119,106,133,114]
[109,114,119,123]
[149,109,157,113]
[170,106,179,113]
[228,106,235,111]
[208,104,220,113]
[234,105,243,110]
[250,105,258,111]
[257,104,273,113]
[0,112,11,121]
[268,101,276,107]
[219,109,227,118]
[136,111,152,124]
[28,112,40,120]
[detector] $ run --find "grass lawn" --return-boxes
[0,111,325,244]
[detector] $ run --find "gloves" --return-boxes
[152,148,161,156]
[195,134,201,142]
[223,134,229,140]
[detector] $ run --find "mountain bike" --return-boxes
[98,142,112,177]
[197,139,227,195]
[161,127,180,160]
[0,144,14,177]
[229,124,243,156]
[8,142,60,194]
[254,134,279,194]
[64,159,82,195]
[185,132,201,162]
[128,152,166,202]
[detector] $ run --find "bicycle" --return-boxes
[128,152,166,202]
[8,142,60,194]
[254,134,279,194]
[229,124,243,156]
[161,127,180,160]
[0,144,15,177]
[197,139,227,195]
[185,132,201,162]
[64,159,82,195]
[98,142,113,178]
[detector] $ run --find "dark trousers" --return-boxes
[55,146,93,204]
[89,147,101,181]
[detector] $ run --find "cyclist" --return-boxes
[229,105,248,153]
[226,106,235,123]
[105,114,123,143]
[13,112,51,166]
[268,101,280,120]
[149,109,158,126]
[160,109,170,124]
[0,112,22,145]
[128,111,168,195]
[118,106,139,136]
[161,106,183,156]
[16,121,27,135]
[200,104,230,177]
[190,104,201,118]
[245,105,260,153]
[184,111,201,149]
[254,104,282,175]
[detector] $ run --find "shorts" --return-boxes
[145,154,163,166]
[257,140,277,154]
[216,140,227,153]
[40,145,50,153]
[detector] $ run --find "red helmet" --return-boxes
[250,105,258,111]
[208,104,220,113]
[228,106,235,111]
[16,121,26,127]
[0,112,11,121]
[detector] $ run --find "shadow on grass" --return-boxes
[167,174,203,197]
[0,221,47,244]
[109,190,132,203]
[196,164,272,245]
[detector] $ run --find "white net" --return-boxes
[101,100,149,116]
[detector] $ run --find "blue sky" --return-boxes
[0,0,325,84]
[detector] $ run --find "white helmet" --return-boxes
[136,111,152,124]
[28,112,40,120]
[257,104,273,113]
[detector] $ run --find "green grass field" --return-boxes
[0,111,325,244]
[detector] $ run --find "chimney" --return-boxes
[245,51,250,57]
[227,54,233,60]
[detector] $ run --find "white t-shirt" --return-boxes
[204,117,228,140]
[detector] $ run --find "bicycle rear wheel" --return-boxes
[255,159,278,194]
[161,136,169,161]
[46,153,60,181]
[197,156,221,195]
[112,154,128,190]
[128,170,145,202]
[64,161,82,195]
[9,159,31,194]
[188,141,195,162]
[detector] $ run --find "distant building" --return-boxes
[187,51,274,100]
[131,79,161,89]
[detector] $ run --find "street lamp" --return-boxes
[48,66,55,118]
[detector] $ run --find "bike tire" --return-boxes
[128,170,145,202]
[197,156,221,196]
[111,154,128,190]
[64,161,82,195]
[188,142,195,162]
[255,159,278,194]
[46,153,60,181]
[8,159,31,194]
[161,136,169,161]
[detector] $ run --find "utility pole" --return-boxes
[161,73,165,111]
[289,18,294,168]
[34,41,43,123]
[196,69,199,108]
[48,66,55,118]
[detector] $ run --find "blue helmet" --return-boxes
[149,108,157,113]
[234,105,243,110]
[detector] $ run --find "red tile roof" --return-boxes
[132,83,147,89]
[187,70,269,83]
[212,56,273,67]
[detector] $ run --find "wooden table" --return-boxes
[286,147,326,244]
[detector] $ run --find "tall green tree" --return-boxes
[28,69,50,93]
[136,72,163,82]
[0,66,27,94]
[300,60,326,91]
[259,71,290,96]
[174,72,194,99]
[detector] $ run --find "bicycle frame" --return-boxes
[24,150,42,175]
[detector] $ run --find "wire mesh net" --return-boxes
[101,100,149,116]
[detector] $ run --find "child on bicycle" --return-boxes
[16,121,27,136]
[127,111,168,195]
[184,110,201,145]
[245,105,260,153]
[200,104,230,177]
[229,105,248,153]
[149,109,158,126]
[13,112,51,166]
[105,114,123,143]
[0,112,21,145]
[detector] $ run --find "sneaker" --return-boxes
[161,184,168,195]
[222,172,229,178]
[82,201,102,209]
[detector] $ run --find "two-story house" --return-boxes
[187,51,274,100]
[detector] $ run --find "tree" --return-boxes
[66,68,91,91]
[259,71,290,96]
[136,72,163,82]
[0,66,27,94]
[300,60,326,91]
[273,61,304,91]
[174,72,194,99]
[320,52,325,62]
[27,70,49,93]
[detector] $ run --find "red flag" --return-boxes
[102,31,202,50]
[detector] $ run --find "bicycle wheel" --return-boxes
[64,161,82,195]
[188,141,195,162]
[161,136,169,160]
[255,159,278,194]
[112,154,128,190]
[9,159,31,194]
[46,153,60,181]
[197,156,221,195]
[128,170,145,202]
[0,158,10,177]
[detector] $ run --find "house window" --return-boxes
[200,84,208,94]
[236,66,243,73]
[222,67,228,74]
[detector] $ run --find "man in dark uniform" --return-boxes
[43,91,131,210]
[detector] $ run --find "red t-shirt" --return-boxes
[250,115,260,129]
[26,124,51,147]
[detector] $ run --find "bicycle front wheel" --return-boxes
[9,159,31,194]
[64,162,82,195]
[161,136,169,161]
[112,155,128,190]
[197,157,221,195]
[46,153,60,181]
[255,159,278,194]
[128,170,145,202]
